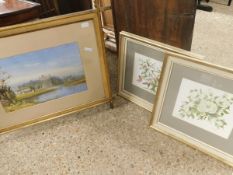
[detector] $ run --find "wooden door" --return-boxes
[111,0,197,50]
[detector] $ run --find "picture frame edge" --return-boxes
[150,53,170,126]
[166,52,233,76]
[118,90,153,112]
[119,31,205,60]
[117,32,126,94]
[92,12,112,100]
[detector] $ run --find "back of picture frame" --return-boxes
[0,10,112,134]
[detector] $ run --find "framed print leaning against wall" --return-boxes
[151,54,233,167]
[118,31,204,111]
[0,10,112,134]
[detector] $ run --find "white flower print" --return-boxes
[179,89,233,129]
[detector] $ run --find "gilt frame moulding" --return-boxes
[0,10,112,134]
[118,31,204,112]
[150,53,233,167]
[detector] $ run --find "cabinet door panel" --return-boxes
[111,0,196,51]
[167,0,196,14]
[165,15,196,50]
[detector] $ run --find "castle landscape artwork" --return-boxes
[0,43,87,112]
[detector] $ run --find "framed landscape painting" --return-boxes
[150,54,233,167]
[0,10,111,134]
[118,31,204,111]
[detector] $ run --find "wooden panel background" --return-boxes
[111,0,197,51]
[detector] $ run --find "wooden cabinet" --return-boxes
[111,0,197,50]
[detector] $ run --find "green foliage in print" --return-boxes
[179,89,233,129]
[137,58,161,93]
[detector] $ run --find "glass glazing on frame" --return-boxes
[172,78,233,139]
[132,52,163,95]
[123,39,165,104]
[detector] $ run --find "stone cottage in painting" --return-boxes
[40,75,53,89]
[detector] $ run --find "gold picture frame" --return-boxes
[118,31,204,111]
[0,10,112,134]
[151,53,233,167]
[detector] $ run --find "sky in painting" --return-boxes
[0,42,84,88]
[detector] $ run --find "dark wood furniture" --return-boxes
[111,0,197,51]
[29,0,59,18]
[0,0,40,27]
[57,0,92,15]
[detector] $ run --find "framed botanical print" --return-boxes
[0,10,112,134]
[118,31,204,111]
[151,54,233,167]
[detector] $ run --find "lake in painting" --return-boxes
[0,42,87,112]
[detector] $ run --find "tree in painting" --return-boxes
[0,67,16,106]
